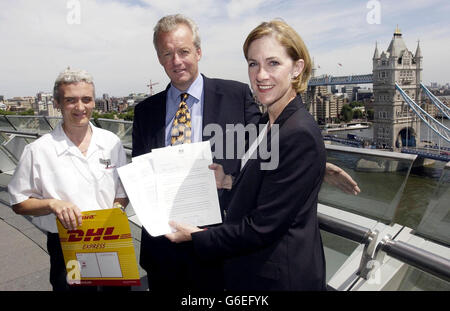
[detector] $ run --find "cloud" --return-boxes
[0,0,449,98]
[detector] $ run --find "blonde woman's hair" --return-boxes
[243,19,312,94]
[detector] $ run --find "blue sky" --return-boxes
[1,0,449,98]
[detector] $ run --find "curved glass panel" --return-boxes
[397,265,450,291]
[0,172,13,203]
[319,145,416,223]
[0,115,15,131]
[415,162,450,246]
[95,119,133,148]
[321,230,360,282]
[44,116,63,129]
[0,132,7,144]
[0,147,17,173]
[3,135,37,162]
[5,116,52,134]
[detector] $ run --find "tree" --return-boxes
[340,104,353,122]
[19,109,35,116]
[353,109,363,119]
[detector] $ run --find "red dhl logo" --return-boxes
[66,227,120,242]
[82,215,95,220]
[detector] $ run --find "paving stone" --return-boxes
[3,214,35,231]
[0,203,16,220]
[0,225,50,284]
[0,267,51,291]
[22,226,49,254]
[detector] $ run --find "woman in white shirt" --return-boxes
[8,68,128,291]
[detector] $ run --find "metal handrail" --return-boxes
[318,212,379,280]
[318,212,372,244]
[376,237,450,283]
[318,213,450,283]
[0,129,41,138]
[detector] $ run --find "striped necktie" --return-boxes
[171,93,192,145]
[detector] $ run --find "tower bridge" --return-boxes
[307,26,450,161]
[309,74,373,86]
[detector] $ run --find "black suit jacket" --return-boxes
[132,74,261,290]
[191,95,327,291]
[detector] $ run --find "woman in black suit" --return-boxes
[166,20,327,291]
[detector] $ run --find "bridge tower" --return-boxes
[372,26,422,149]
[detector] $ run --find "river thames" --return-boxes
[325,118,449,231]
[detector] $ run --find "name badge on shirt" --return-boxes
[99,158,113,169]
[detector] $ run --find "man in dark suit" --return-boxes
[133,14,361,292]
[132,14,261,291]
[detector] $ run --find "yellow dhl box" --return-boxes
[57,208,140,286]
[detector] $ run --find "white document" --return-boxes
[76,253,101,278]
[96,252,123,278]
[118,141,222,236]
[76,252,122,278]
[117,154,168,236]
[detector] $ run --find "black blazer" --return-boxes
[191,95,327,291]
[132,74,261,290]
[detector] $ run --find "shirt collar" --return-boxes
[166,74,203,126]
[52,121,103,157]
[168,73,203,105]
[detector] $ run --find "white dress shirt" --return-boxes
[8,121,127,233]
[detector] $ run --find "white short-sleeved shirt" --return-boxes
[8,122,128,233]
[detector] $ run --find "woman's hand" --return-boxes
[209,163,233,190]
[324,162,361,195]
[165,221,203,243]
[49,199,83,230]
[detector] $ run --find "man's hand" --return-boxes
[49,199,82,230]
[324,162,361,195]
[165,221,203,243]
[209,163,233,190]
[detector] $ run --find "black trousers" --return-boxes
[140,229,224,292]
[46,232,130,292]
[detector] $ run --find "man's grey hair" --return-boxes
[53,67,95,104]
[153,14,201,53]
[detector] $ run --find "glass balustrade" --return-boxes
[319,144,417,223]
[415,162,450,246]
[0,115,15,132]
[396,265,450,291]
[3,135,37,162]
[95,118,133,148]
[45,116,63,129]
[5,115,53,134]
[321,230,360,282]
